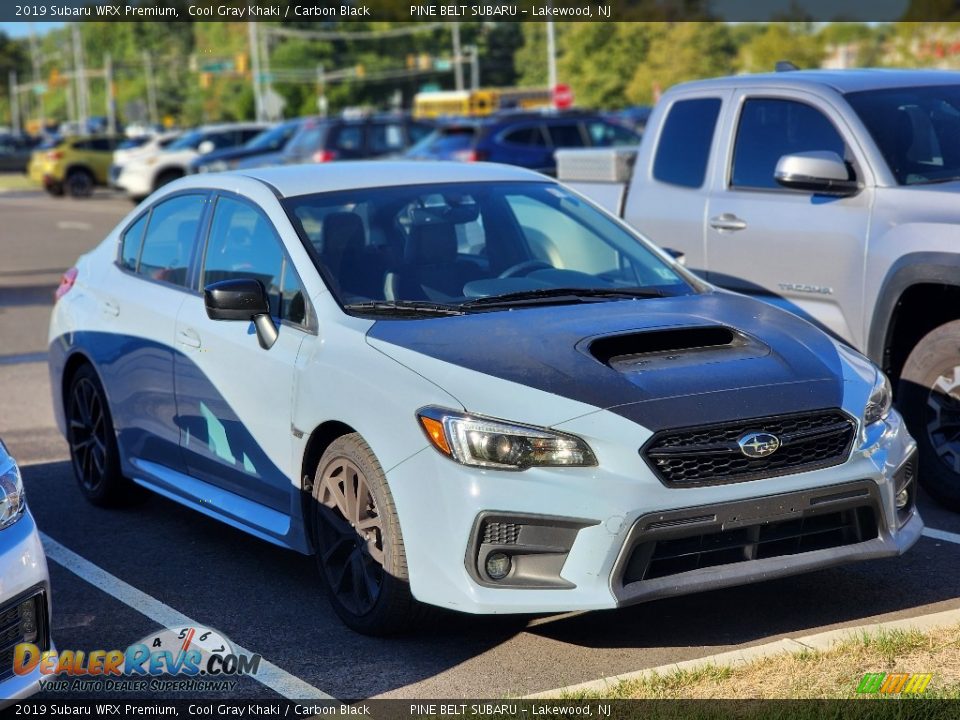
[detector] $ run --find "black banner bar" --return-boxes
[2,699,960,720]
[1,0,958,24]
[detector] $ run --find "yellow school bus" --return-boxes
[413,88,552,119]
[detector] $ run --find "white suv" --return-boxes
[116,123,266,201]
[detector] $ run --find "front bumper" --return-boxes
[115,166,153,197]
[387,409,920,614]
[0,509,52,704]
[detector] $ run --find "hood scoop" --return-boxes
[588,326,769,373]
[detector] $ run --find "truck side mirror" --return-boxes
[774,151,859,196]
[204,278,278,350]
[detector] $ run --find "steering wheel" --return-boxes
[498,260,553,279]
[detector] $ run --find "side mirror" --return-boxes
[774,151,859,196]
[197,140,216,155]
[204,278,278,350]
[662,247,687,266]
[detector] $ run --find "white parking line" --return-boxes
[922,526,960,545]
[40,532,332,700]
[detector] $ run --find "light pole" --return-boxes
[546,21,557,93]
[452,22,464,91]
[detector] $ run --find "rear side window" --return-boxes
[202,196,306,326]
[731,98,847,190]
[653,98,722,189]
[331,125,363,152]
[137,194,206,287]
[369,123,405,154]
[119,214,148,271]
[502,125,547,146]
[587,121,640,147]
[546,123,586,148]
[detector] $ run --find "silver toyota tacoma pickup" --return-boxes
[558,68,960,511]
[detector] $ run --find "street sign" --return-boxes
[32,83,47,95]
[553,83,574,109]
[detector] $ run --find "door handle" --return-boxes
[176,328,201,349]
[709,213,748,232]
[101,301,120,317]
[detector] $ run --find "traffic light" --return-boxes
[200,72,212,89]
[236,53,248,74]
[355,65,365,78]
[49,68,62,88]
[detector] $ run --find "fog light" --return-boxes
[19,599,37,642]
[896,486,910,510]
[485,552,511,580]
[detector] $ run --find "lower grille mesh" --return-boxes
[482,521,522,545]
[623,505,878,583]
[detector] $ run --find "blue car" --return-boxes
[406,111,640,175]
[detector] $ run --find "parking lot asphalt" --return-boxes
[2,187,960,700]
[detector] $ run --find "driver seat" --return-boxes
[385,222,483,301]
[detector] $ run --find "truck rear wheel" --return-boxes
[899,319,960,511]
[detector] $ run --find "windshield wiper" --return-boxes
[461,287,665,308]
[344,300,467,316]
[912,176,960,185]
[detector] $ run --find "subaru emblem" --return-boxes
[738,432,780,458]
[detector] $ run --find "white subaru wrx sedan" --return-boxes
[49,163,921,634]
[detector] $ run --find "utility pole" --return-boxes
[452,22,464,91]
[248,22,264,122]
[29,25,44,130]
[105,53,116,135]
[143,51,158,126]
[72,24,89,130]
[260,25,274,119]
[467,45,480,90]
[546,21,558,93]
[9,71,20,135]
[316,64,328,117]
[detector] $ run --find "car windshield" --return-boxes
[165,129,206,151]
[847,84,960,185]
[283,181,693,314]
[409,126,477,156]
[117,136,151,150]
[245,121,297,151]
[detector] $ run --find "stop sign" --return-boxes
[553,83,574,109]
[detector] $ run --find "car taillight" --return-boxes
[46,150,63,162]
[312,150,337,163]
[453,149,487,162]
[55,267,78,301]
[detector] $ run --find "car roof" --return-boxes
[233,161,549,197]
[670,68,960,95]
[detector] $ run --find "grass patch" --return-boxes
[564,623,960,700]
[0,173,34,191]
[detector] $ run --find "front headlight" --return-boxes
[864,371,893,426]
[0,460,25,530]
[417,407,597,470]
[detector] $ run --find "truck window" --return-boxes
[731,98,847,190]
[652,98,722,189]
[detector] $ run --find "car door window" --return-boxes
[119,213,149,271]
[587,121,639,147]
[137,194,206,286]
[202,196,307,326]
[407,122,433,145]
[331,125,364,153]
[731,98,848,190]
[502,125,547,146]
[653,97,722,189]
[546,123,586,148]
[369,123,406,154]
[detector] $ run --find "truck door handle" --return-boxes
[176,328,201,349]
[709,214,748,232]
[101,301,120,317]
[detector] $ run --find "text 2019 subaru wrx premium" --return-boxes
[48,162,921,634]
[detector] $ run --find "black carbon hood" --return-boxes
[366,291,846,431]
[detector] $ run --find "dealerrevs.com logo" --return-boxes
[856,672,933,695]
[14,626,261,692]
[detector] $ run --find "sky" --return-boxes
[1,23,64,38]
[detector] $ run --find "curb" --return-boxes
[524,605,960,698]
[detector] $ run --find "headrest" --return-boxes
[322,212,365,257]
[407,222,457,265]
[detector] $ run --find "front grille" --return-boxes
[642,409,856,486]
[482,521,522,545]
[623,504,878,583]
[0,589,48,681]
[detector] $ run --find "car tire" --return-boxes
[154,169,182,191]
[899,319,960,511]
[65,168,94,198]
[309,433,429,635]
[66,364,138,507]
